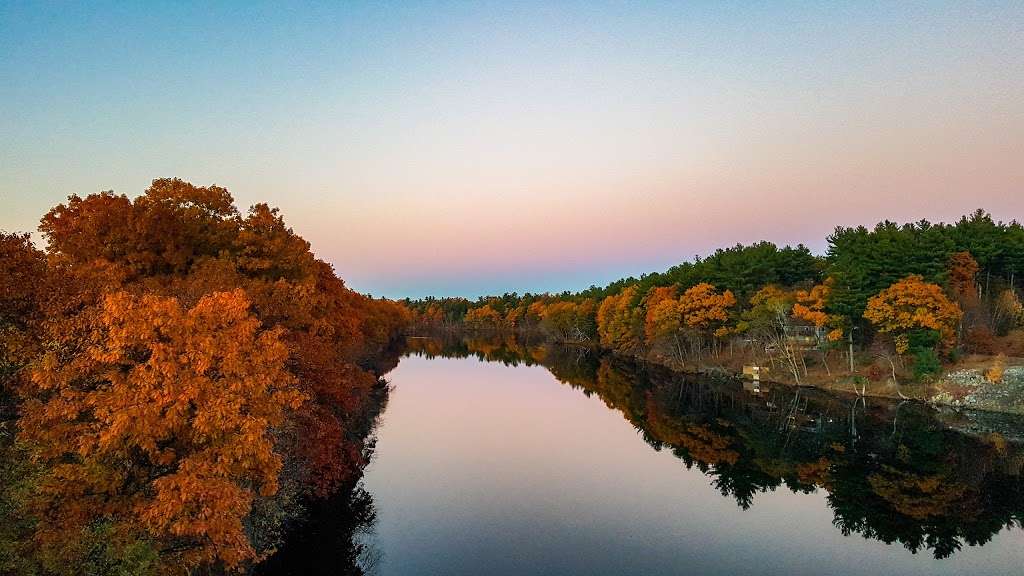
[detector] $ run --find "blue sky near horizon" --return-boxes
[2,1,1023,298]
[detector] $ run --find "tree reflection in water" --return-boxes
[405,333,1024,561]
[261,333,1024,575]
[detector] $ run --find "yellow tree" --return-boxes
[539,301,584,341]
[863,275,962,354]
[597,286,642,354]
[643,286,678,342]
[737,285,803,383]
[678,283,736,358]
[526,301,547,328]
[792,278,845,374]
[575,298,598,339]
[792,278,844,342]
[504,304,527,330]
[993,289,1023,333]
[421,303,444,328]
[464,304,503,330]
[643,286,682,362]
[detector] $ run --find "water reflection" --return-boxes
[255,484,378,575]
[404,334,1024,561]
[264,334,1024,575]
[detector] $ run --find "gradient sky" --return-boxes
[2,1,1022,298]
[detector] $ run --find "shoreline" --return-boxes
[411,328,1024,416]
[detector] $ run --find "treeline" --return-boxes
[407,210,1024,386]
[0,179,411,574]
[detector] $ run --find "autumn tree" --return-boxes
[417,303,445,329]
[863,275,962,374]
[525,301,547,328]
[234,203,316,281]
[678,283,736,358]
[643,286,678,341]
[504,304,527,330]
[737,286,803,383]
[0,232,47,401]
[791,278,845,374]
[574,298,599,339]
[39,180,240,280]
[11,179,412,573]
[538,301,585,341]
[992,289,1023,334]
[464,304,504,330]
[792,279,843,341]
[20,289,305,569]
[644,286,683,363]
[947,251,979,301]
[597,286,642,354]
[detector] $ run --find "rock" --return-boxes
[1003,366,1024,386]
[945,368,985,387]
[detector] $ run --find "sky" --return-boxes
[2,1,1022,299]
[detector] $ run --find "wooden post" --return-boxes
[848,329,854,374]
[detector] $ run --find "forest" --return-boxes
[0,179,411,574]
[407,210,1024,397]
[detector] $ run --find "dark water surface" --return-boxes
[268,337,1024,575]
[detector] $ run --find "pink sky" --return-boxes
[2,2,1022,297]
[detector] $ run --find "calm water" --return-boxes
[268,336,1024,575]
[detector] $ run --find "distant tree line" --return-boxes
[407,209,1024,386]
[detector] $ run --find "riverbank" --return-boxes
[420,327,1024,415]
[663,354,1024,415]
[626,346,1024,415]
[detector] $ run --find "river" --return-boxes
[263,335,1024,575]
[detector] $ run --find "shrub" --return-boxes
[986,354,1006,383]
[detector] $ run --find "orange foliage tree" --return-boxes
[643,286,683,362]
[524,301,548,329]
[791,278,846,375]
[503,304,527,329]
[792,278,844,342]
[0,232,47,397]
[947,251,979,301]
[993,289,1023,333]
[21,289,305,569]
[643,286,678,342]
[863,275,962,354]
[597,286,642,354]
[678,283,736,357]
[464,304,504,330]
[11,179,411,572]
[538,301,583,341]
[418,303,445,328]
